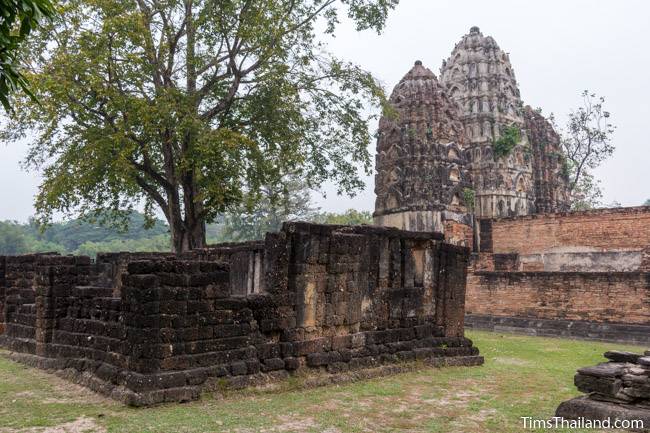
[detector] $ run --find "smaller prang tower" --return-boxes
[440,26,535,218]
[373,61,471,234]
[523,106,571,213]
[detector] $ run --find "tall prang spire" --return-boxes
[440,27,535,218]
[373,61,471,235]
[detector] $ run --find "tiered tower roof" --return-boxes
[373,61,470,232]
[374,27,571,231]
[440,26,524,131]
[439,26,535,218]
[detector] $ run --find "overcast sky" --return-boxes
[1,0,648,221]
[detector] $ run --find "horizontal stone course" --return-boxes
[465,314,650,345]
[466,249,650,343]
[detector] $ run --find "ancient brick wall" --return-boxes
[466,206,650,342]
[480,207,650,255]
[443,220,474,249]
[2,255,43,353]
[0,223,482,406]
[191,242,266,296]
[465,270,650,343]
[254,223,475,377]
[467,271,650,324]
[641,246,650,272]
[118,259,259,404]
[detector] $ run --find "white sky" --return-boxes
[1,0,648,221]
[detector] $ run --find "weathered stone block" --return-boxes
[230,361,248,376]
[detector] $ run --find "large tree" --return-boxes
[0,0,55,111]
[2,0,397,252]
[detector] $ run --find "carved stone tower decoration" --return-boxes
[373,61,471,234]
[440,26,535,218]
[523,106,571,213]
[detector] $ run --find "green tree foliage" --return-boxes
[644,199,650,207]
[0,221,28,254]
[0,206,376,255]
[2,0,398,252]
[31,212,169,251]
[0,212,170,255]
[569,172,604,211]
[212,174,374,242]
[492,125,521,159]
[462,187,475,213]
[0,0,55,111]
[551,91,615,210]
[313,208,372,225]
[606,200,622,208]
[74,235,171,257]
[213,207,373,243]
[214,176,318,242]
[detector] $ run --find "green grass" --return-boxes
[0,331,643,432]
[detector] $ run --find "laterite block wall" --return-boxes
[0,223,483,406]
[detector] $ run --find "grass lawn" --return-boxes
[0,330,644,433]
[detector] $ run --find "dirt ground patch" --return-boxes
[0,417,105,433]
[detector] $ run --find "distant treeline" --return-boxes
[0,210,372,256]
[0,213,171,256]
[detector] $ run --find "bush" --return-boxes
[492,125,521,159]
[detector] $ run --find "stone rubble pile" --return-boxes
[556,350,650,429]
[575,351,650,404]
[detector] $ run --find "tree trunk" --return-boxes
[170,217,206,253]
[167,188,206,253]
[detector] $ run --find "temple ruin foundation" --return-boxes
[0,222,483,406]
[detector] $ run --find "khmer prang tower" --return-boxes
[373,61,471,234]
[523,106,571,213]
[439,26,535,218]
[374,27,570,241]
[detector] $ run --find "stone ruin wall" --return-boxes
[0,222,482,406]
[0,256,4,335]
[465,206,650,344]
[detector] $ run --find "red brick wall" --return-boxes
[466,271,650,325]
[642,246,650,272]
[483,206,650,254]
[443,220,473,250]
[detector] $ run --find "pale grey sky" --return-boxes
[1,0,648,221]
